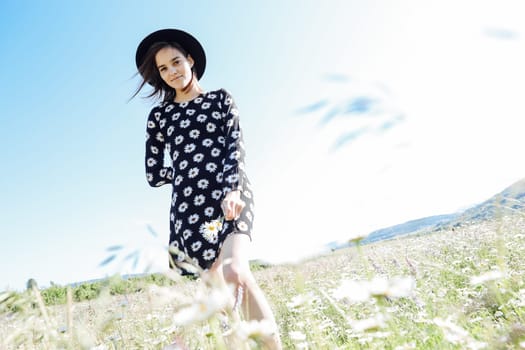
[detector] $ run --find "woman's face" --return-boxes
[155,46,195,90]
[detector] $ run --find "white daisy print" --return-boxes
[231,130,241,139]
[223,164,233,172]
[246,211,253,221]
[167,125,175,136]
[171,112,181,121]
[193,153,204,163]
[159,118,166,128]
[165,104,174,113]
[194,195,205,206]
[172,150,179,160]
[154,111,161,120]
[203,249,216,261]
[182,229,192,240]
[184,143,196,153]
[227,174,239,184]
[204,207,214,217]
[179,101,189,108]
[174,219,182,232]
[183,187,193,197]
[178,202,188,212]
[202,138,213,147]
[206,122,217,133]
[146,173,153,182]
[217,136,225,145]
[171,192,177,206]
[216,172,224,182]
[188,214,199,224]
[186,108,196,116]
[226,118,235,128]
[147,120,155,128]
[150,146,159,154]
[191,241,202,252]
[180,119,190,128]
[179,160,188,170]
[211,148,221,157]
[196,114,207,123]
[201,102,211,110]
[188,167,199,178]
[160,168,167,177]
[237,221,248,232]
[175,135,184,145]
[206,162,217,172]
[155,132,164,142]
[212,111,221,120]
[175,175,184,185]
[197,179,209,189]
[170,212,175,222]
[189,129,200,139]
[147,158,157,167]
[211,190,222,200]
[194,97,203,104]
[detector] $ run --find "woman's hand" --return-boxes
[221,190,245,220]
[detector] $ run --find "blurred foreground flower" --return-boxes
[333,276,415,302]
[236,319,277,342]
[470,269,505,285]
[172,285,233,326]
[348,313,387,332]
[433,317,487,349]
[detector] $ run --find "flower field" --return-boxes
[2,213,524,349]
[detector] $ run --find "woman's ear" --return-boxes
[187,54,195,68]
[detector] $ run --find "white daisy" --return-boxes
[230,150,241,160]
[202,138,213,147]
[145,133,150,141]
[188,167,199,178]
[167,125,174,136]
[224,164,233,171]
[209,93,217,99]
[200,220,221,244]
[165,105,174,112]
[179,101,189,108]
[231,130,241,139]
[227,174,239,184]
[212,190,222,200]
[175,175,184,185]
[171,112,181,121]
[171,193,177,206]
[154,111,161,120]
[246,211,253,222]
[193,153,204,163]
[174,220,182,232]
[180,119,190,128]
[194,97,203,104]
[202,102,211,110]
[211,148,221,157]
[172,150,179,160]
[147,120,155,129]
[188,214,199,224]
[226,118,235,128]
[159,118,166,128]
[194,195,206,206]
[150,145,159,154]
[206,162,217,172]
[217,136,226,145]
[204,207,214,217]
[179,160,188,170]
[189,129,200,139]
[186,108,195,116]
[183,186,193,197]
[206,122,217,133]
[155,180,166,186]
[155,132,164,142]
[216,172,223,182]
[178,202,188,213]
[184,143,196,153]
[175,135,184,145]
[146,173,153,182]
[160,168,167,177]
[196,114,207,123]
[170,212,175,222]
[237,221,248,232]
[211,111,221,120]
[191,241,202,252]
[197,179,209,189]
[147,158,157,167]
[202,249,216,261]
[182,229,192,240]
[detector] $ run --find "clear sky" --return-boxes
[1,0,524,291]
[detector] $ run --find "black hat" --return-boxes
[135,29,206,80]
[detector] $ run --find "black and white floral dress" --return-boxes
[145,88,254,272]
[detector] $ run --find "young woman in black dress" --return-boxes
[134,29,281,348]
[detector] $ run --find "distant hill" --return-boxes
[327,177,525,251]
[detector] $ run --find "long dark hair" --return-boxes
[131,42,198,102]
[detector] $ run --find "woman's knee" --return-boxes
[222,261,253,287]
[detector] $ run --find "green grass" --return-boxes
[1,213,524,349]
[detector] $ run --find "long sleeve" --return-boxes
[145,106,174,187]
[220,89,247,195]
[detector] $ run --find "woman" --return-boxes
[134,29,281,348]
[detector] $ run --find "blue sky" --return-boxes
[1,0,525,290]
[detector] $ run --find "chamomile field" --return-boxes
[1,213,524,349]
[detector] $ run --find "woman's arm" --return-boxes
[145,107,174,187]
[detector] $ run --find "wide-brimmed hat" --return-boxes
[135,28,206,80]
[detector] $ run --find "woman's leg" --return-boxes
[211,233,282,349]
